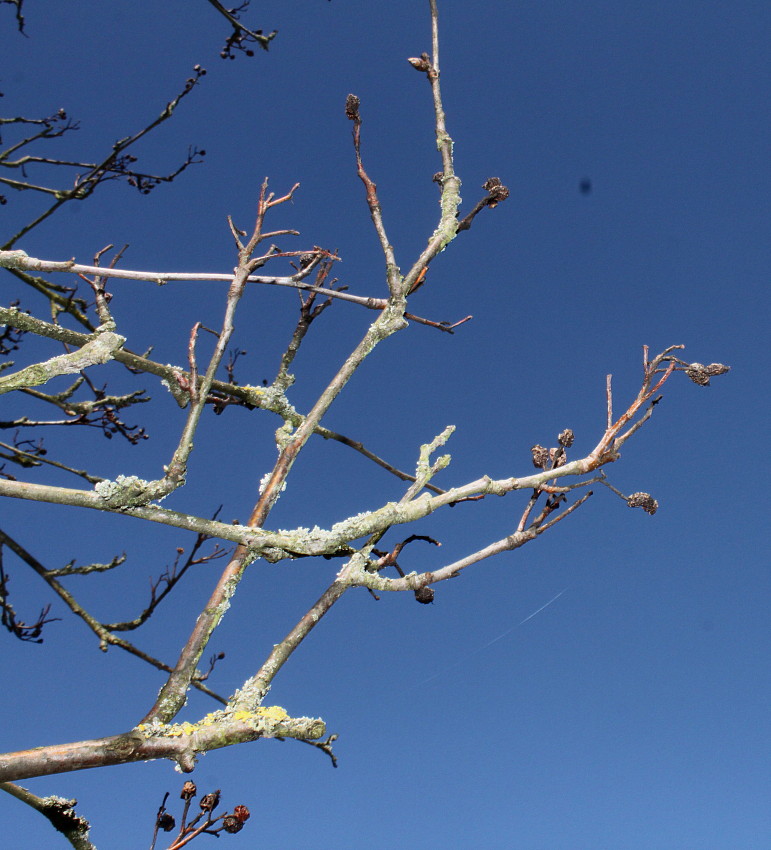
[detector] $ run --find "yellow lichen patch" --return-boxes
[231,710,254,723]
[229,706,289,724]
[254,705,289,722]
[200,712,221,726]
[136,707,291,739]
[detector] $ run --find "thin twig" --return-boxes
[0,529,226,703]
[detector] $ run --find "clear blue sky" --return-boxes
[2,1,769,847]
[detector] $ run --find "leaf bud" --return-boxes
[407,53,432,73]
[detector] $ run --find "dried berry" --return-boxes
[627,492,658,515]
[685,362,729,387]
[482,177,510,207]
[531,445,550,469]
[222,814,245,834]
[200,790,221,812]
[685,364,711,386]
[414,587,434,604]
[558,429,575,448]
[233,805,250,823]
[549,447,566,468]
[180,780,197,800]
[345,94,360,121]
[157,812,175,832]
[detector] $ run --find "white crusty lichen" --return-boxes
[160,367,191,408]
[94,475,154,507]
[330,511,373,534]
[0,330,125,395]
[0,249,29,268]
[258,472,287,497]
[275,524,327,539]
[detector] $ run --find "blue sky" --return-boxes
[2,1,769,847]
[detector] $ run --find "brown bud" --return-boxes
[200,790,221,812]
[558,429,575,448]
[407,52,432,73]
[345,94,360,121]
[487,186,510,207]
[233,805,251,823]
[482,177,510,207]
[531,445,550,469]
[627,492,659,515]
[222,814,245,834]
[685,364,711,386]
[157,812,175,832]
[685,361,729,386]
[414,587,435,604]
[549,448,566,468]
[180,780,197,800]
[705,363,730,376]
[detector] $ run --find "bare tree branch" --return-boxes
[1,67,207,251]
[0,783,94,850]
[205,0,277,58]
[0,2,730,827]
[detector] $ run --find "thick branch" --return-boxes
[0,709,324,782]
[0,329,124,394]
